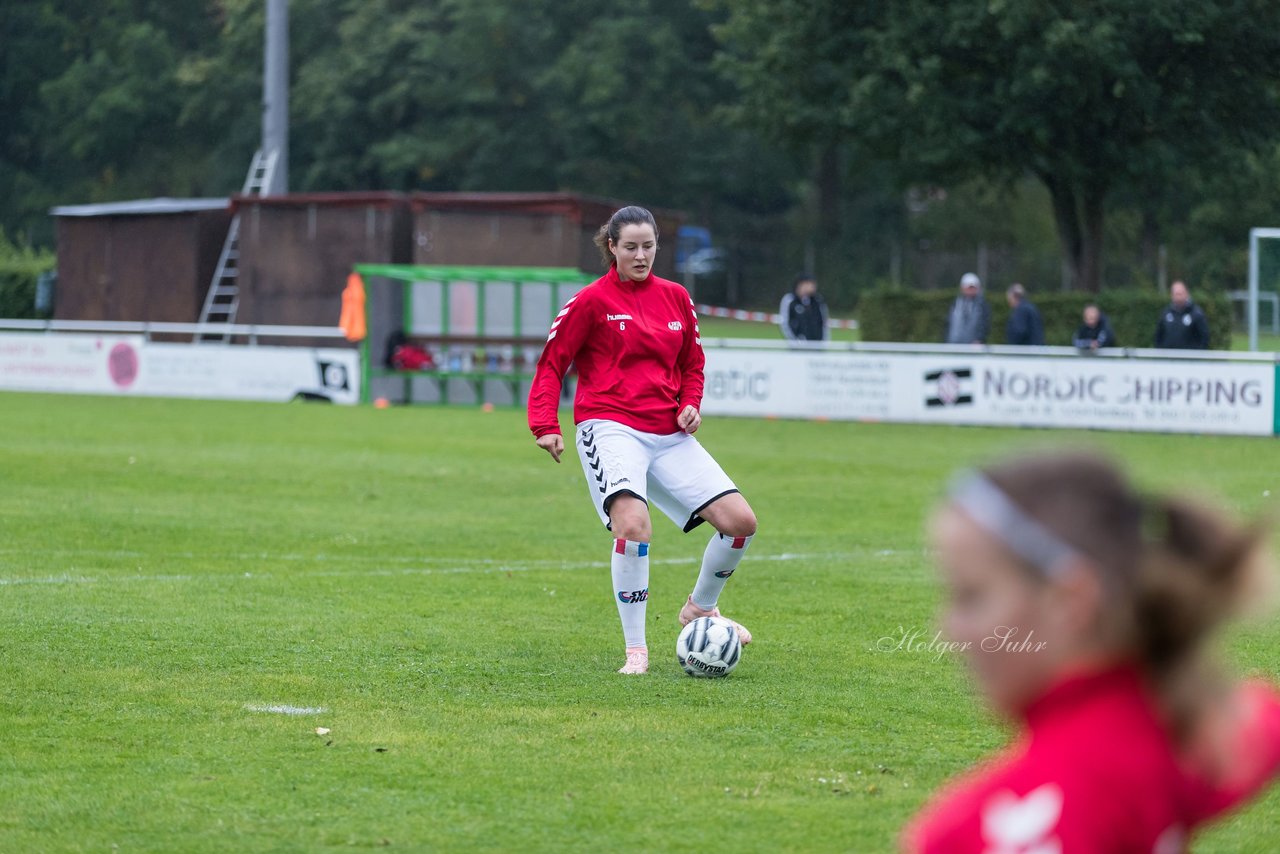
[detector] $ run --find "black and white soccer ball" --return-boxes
[676,615,742,678]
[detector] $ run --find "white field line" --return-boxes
[244,704,328,716]
[0,549,915,587]
[0,547,906,566]
[0,572,196,587]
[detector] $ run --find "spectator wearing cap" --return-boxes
[1154,280,1210,350]
[1073,303,1117,350]
[1005,283,1045,346]
[944,273,992,344]
[779,273,830,342]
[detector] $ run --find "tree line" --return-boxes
[3,0,1279,306]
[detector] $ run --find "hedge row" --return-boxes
[859,289,1232,349]
[0,232,55,319]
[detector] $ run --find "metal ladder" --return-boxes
[196,149,279,341]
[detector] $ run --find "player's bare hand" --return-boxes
[536,433,564,463]
[678,405,701,434]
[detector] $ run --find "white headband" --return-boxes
[949,473,1081,578]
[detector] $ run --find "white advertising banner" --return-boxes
[0,333,360,404]
[140,343,359,404]
[0,333,146,394]
[702,347,1277,437]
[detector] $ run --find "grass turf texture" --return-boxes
[2,392,1279,852]
[697,314,860,342]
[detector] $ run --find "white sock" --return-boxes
[691,533,753,610]
[612,539,649,650]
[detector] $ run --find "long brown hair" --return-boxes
[592,206,659,268]
[980,451,1269,742]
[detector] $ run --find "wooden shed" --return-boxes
[232,192,412,327]
[411,193,684,281]
[51,199,231,322]
[50,191,686,328]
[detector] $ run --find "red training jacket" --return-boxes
[527,265,703,437]
[902,665,1280,853]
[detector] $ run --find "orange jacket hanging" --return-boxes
[340,272,367,342]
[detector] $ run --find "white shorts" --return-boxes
[574,419,739,533]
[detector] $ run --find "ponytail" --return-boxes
[1134,497,1268,738]
[592,206,659,269]
[592,224,613,267]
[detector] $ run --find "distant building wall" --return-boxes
[50,192,685,327]
[51,200,230,322]
[234,193,411,328]
[412,193,683,281]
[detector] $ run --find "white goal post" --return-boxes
[1248,227,1280,351]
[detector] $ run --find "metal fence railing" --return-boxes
[0,319,350,345]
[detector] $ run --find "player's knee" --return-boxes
[723,508,757,539]
[608,496,652,542]
[613,517,651,542]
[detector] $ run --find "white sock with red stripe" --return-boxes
[612,539,650,650]
[691,533,753,610]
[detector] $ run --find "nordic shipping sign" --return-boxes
[701,347,1276,437]
[916,357,1273,436]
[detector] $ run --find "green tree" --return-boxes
[285,0,798,211]
[1,1,224,243]
[712,0,1280,292]
[0,228,55,318]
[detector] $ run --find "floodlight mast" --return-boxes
[263,0,288,196]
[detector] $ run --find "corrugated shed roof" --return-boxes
[51,198,229,217]
[410,192,683,225]
[230,192,408,210]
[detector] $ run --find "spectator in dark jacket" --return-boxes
[1154,281,1210,349]
[779,274,829,341]
[944,273,992,344]
[1005,283,1045,345]
[1073,303,1117,350]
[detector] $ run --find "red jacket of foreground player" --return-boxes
[527,265,703,437]
[903,665,1280,853]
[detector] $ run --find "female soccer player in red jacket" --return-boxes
[527,206,757,675]
[904,452,1280,852]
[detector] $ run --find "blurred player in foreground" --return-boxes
[527,205,758,675]
[905,451,1280,852]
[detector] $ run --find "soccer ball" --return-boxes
[676,616,742,678]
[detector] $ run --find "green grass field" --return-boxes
[1235,331,1280,352]
[697,315,860,342]
[2,392,1279,852]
